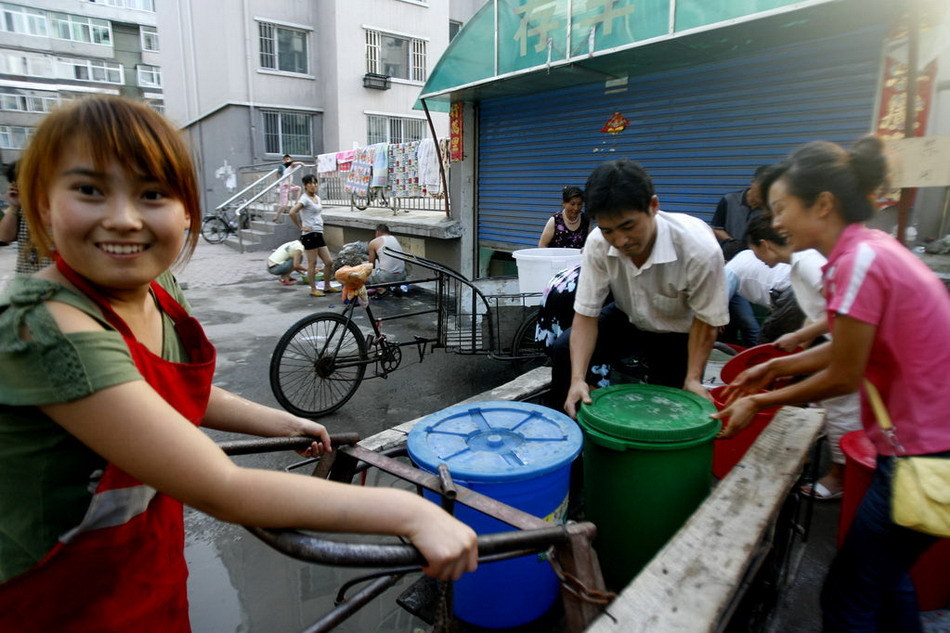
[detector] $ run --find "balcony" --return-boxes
[362,73,391,90]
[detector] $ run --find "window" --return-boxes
[366,114,426,145]
[55,57,123,84]
[50,12,111,45]
[83,0,154,11]
[0,125,33,149]
[0,90,59,113]
[365,29,426,82]
[0,49,54,77]
[140,26,158,51]
[258,22,308,74]
[1,3,47,36]
[137,64,161,87]
[449,20,462,41]
[261,110,311,155]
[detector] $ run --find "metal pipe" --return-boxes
[218,433,361,456]
[421,99,451,217]
[299,573,404,633]
[437,464,457,500]
[246,523,587,568]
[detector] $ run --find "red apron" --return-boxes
[0,260,216,633]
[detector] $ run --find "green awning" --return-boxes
[417,0,901,111]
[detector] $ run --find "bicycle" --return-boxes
[351,186,401,213]
[269,250,547,418]
[200,199,262,244]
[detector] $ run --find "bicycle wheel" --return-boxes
[200,217,229,244]
[270,313,368,418]
[510,310,548,373]
[351,192,369,211]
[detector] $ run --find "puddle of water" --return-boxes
[185,469,431,633]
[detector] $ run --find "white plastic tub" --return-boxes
[512,248,582,304]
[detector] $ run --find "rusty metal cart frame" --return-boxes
[269,249,546,418]
[219,434,609,633]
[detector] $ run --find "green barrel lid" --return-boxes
[578,384,719,444]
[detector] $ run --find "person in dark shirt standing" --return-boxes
[711,166,768,346]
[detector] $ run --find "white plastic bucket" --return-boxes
[512,248,582,304]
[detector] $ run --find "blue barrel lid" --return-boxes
[407,401,583,482]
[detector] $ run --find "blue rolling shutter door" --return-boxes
[477,27,885,251]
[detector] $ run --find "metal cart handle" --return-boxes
[246,523,588,568]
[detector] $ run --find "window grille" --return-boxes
[365,29,380,74]
[411,39,426,82]
[262,110,312,156]
[258,21,308,74]
[366,114,427,145]
[364,29,426,82]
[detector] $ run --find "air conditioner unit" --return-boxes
[363,73,391,90]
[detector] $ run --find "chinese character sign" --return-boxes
[450,102,464,162]
[875,58,936,142]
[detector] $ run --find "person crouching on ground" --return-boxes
[266,239,306,285]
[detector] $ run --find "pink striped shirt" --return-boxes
[824,223,950,456]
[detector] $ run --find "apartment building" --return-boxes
[0,0,161,166]
[156,0,480,212]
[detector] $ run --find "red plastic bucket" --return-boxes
[839,430,950,610]
[719,344,795,386]
[709,386,780,479]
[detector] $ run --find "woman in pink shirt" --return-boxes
[715,136,950,632]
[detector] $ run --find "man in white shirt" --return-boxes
[554,159,729,417]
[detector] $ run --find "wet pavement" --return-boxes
[173,241,532,633]
[1,240,947,632]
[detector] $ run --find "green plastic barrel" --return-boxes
[577,384,720,589]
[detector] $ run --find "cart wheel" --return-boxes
[510,310,548,373]
[270,313,368,418]
[351,192,369,211]
[201,217,229,244]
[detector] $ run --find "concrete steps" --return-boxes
[221,203,298,252]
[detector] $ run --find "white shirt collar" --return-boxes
[605,211,677,271]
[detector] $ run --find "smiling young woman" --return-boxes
[0,96,477,633]
[715,136,950,631]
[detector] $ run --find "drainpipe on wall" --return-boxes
[243,0,257,161]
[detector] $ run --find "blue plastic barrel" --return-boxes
[407,401,583,629]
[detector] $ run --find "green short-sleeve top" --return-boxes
[0,272,190,582]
